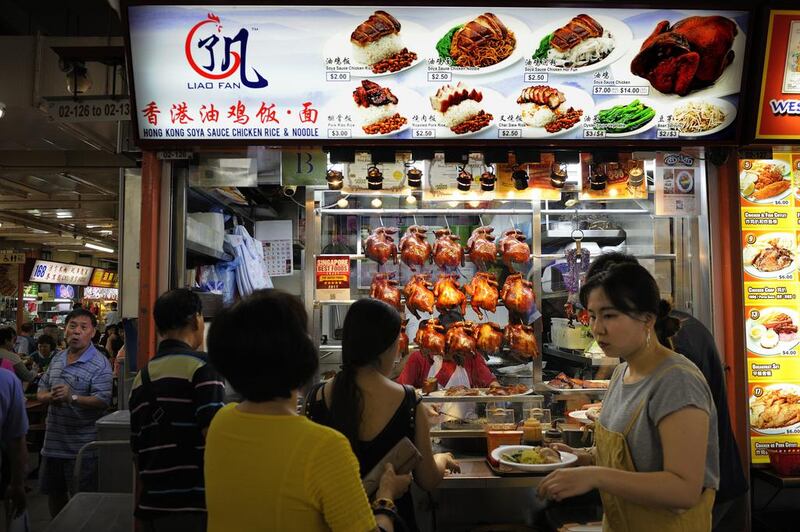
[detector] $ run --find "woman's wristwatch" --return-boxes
[372,497,398,520]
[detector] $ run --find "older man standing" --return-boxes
[36,308,112,517]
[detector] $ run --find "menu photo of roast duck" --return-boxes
[750,383,800,434]
[742,232,795,280]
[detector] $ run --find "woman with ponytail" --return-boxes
[538,263,720,532]
[306,298,459,531]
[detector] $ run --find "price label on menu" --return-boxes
[657,129,680,139]
[583,129,606,138]
[427,72,452,82]
[326,72,351,82]
[592,85,650,96]
[523,73,549,83]
[498,129,522,139]
[413,129,435,139]
[327,129,351,138]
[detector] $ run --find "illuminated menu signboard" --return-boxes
[126,5,748,144]
[29,260,93,287]
[739,152,800,463]
[90,268,119,288]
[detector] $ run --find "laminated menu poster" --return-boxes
[654,149,702,216]
[739,153,800,463]
[125,5,748,143]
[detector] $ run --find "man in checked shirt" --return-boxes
[129,289,225,532]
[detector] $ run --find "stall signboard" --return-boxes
[739,152,800,463]
[53,284,77,300]
[29,260,93,286]
[755,11,800,141]
[281,147,328,186]
[0,251,25,264]
[316,255,351,301]
[654,149,702,217]
[89,268,119,289]
[125,5,748,145]
[84,286,119,301]
[22,284,38,298]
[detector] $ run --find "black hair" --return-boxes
[110,302,118,309]
[329,298,402,451]
[580,262,681,346]
[586,252,639,281]
[66,308,97,328]
[73,303,84,310]
[207,289,317,402]
[20,322,33,334]
[153,289,203,334]
[0,327,14,346]
[37,334,56,350]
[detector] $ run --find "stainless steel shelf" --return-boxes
[542,344,619,367]
[535,253,676,260]
[545,229,625,239]
[186,240,233,262]
[319,207,651,216]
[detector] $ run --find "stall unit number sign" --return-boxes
[46,97,132,123]
[739,153,800,462]
[29,260,93,286]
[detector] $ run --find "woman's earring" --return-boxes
[646,329,652,348]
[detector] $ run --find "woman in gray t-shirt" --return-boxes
[538,263,719,532]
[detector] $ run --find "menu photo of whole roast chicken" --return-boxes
[742,232,795,280]
[528,13,633,74]
[612,15,745,99]
[739,159,793,204]
[323,10,429,76]
[432,12,531,74]
[749,384,800,435]
[746,307,800,356]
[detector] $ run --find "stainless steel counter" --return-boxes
[438,457,546,489]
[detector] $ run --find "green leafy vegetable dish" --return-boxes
[436,24,463,64]
[595,100,656,134]
[533,33,553,61]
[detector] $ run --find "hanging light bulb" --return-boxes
[371,198,383,208]
[447,200,459,208]
[468,200,481,208]
[336,198,349,208]
[405,195,417,205]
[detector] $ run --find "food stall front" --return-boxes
[122,1,753,529]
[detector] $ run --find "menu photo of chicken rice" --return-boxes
[750,384,800,434]
[742,232,795,279]
[746,307,800,355]
[740,159,792,203]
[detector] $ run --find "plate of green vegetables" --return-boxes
[593,98,659,137]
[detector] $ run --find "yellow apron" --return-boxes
[595,367,715,532]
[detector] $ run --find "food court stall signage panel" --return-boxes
[739,152,800,463]
[29,260,93,287]
[89,268,119,289]
[125,5,748,144]
[755,10,800,141]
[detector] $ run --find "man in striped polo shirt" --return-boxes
[129,289,225,532]
[36,308,113,517]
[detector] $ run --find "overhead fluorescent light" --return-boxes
[84,242,115,253]
[99,230,113,235]
[56,211,72,218]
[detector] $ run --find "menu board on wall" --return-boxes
[125,5,748,144]
[755,10,800,141]
[739,152,800,463]
[29,260,93,287]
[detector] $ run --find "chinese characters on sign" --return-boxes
[29,260,93,286]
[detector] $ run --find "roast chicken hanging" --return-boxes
[434,274,467,315]
[464,272,499,319]
[501,273,536,321]
[498,229,531,269]
[476,322,504,356]
[504,323,539,359]
[399,225,432,271]
[399,320,409,358]
[466,226,497,270]
[370,273,403,312]
[404,274,435,319]
[445,321,477,359]
[365,227,398,265]
[433,229,465,270]
[415,318,446,357]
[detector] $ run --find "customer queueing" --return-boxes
[204,290,410,532]
[0,327,36,383]
[538,263,720,532]
[31,334,57,372]
[129,289,225,532]
[36,308,112,517]
[0,368,29,532]
[306,298,459,531]
[586,253,748,531]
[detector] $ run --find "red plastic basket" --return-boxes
[767,448,800,476]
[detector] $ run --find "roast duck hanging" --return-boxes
[464,272,499,319]
[365,227,398,265]
[399,320,409,358]
[501,273,536,322]
[445,321,478,359]
[504,323,539,359]
[415,318,446,357]
[370,273,403,312]
[476,322,504,356]
[433,229,465,270]
[399,225,432,271]
[498,229,531,269]
[404,274,435,319]
[434,274,467,315]
[466,226,497,270]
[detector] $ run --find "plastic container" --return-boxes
[768,448,800,476]
[551,318,593,350]
[486,430,523,462]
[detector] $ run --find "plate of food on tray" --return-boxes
[427,385,485,398]
[569,404,602,425]
[428,82,502,138]
[510,84,594,138]
[433,13,531,75]
[746,307,800,356]
[742,232,795,280]
[485,383,533,397]
[492,445,578,472]
[528,14,632,74]
[545,372,609,392]
[749,383,800,435]
[739,159,792,204]
[323,10,428,77]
